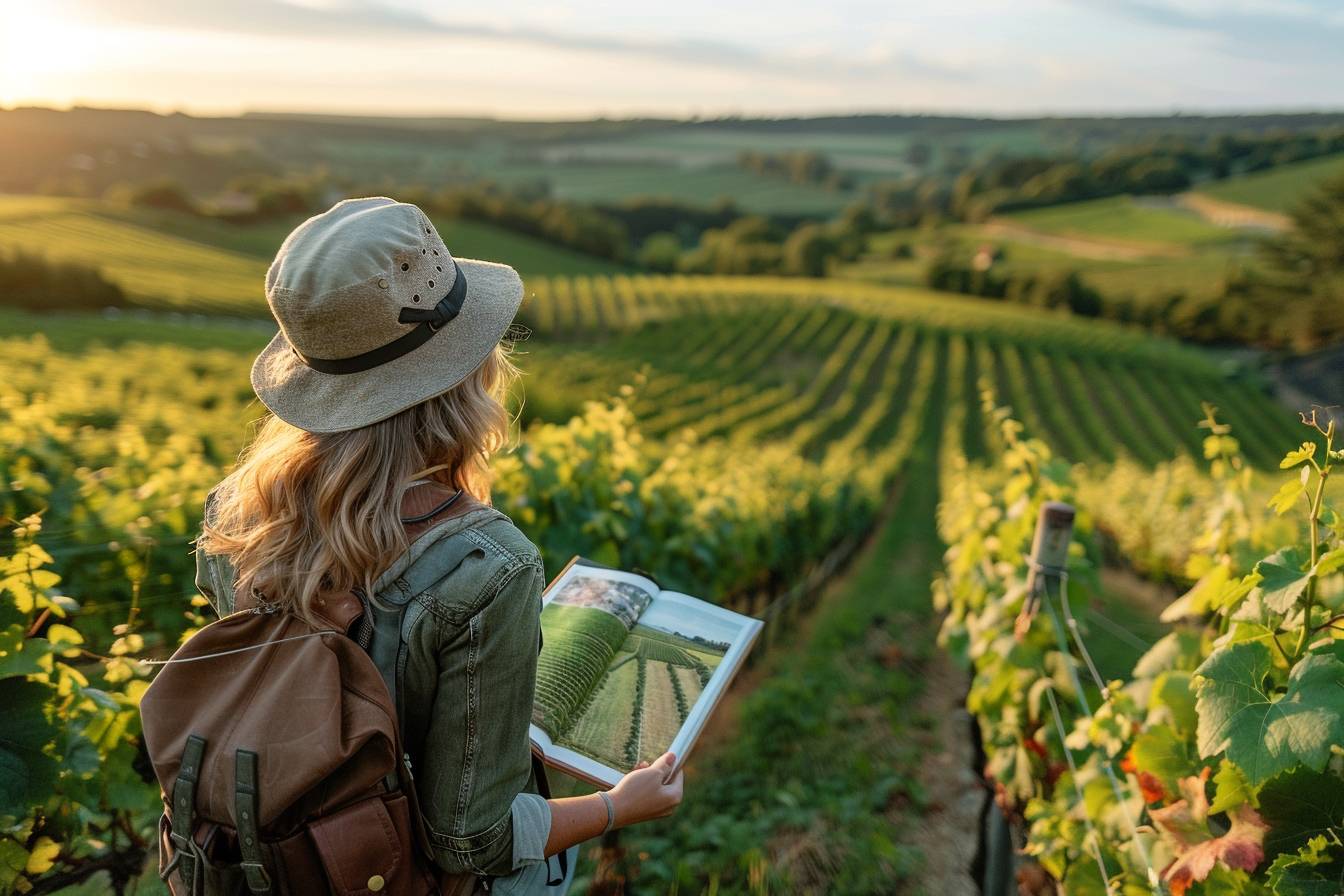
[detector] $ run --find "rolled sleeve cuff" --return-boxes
[509,792,552,869]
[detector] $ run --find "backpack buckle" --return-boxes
[241,861,271,894]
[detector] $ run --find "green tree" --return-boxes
[122,178,196,214]
[1257,170,1344,350]
[781,224,833,277]
[637,232,682,273]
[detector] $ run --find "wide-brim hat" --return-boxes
[251,197,524,433]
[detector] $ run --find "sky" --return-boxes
[3,0,1342,119]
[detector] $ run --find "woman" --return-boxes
[193,197,683,893]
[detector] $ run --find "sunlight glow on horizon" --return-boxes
[1,10,107,108]
[3,0,1342,119]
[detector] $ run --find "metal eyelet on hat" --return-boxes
[436,265,441,272]
[412,294,420,302]
[428,280,434,287]
[377,278,388,289]
[401,263,409,271]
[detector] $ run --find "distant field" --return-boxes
[0,307,273,352]
[816,197,1248,316]
[560,658,640,768]
[1194,152,1344,212]
[484,160,859,215]
[0,195,627,315]
[0,196,270,313]
[1002,195,1236,248]
[839,198,1259,309]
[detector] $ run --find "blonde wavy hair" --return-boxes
[199,343,521,618]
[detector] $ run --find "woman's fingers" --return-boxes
[653,752,677,784]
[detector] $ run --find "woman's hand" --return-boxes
[544,753,683,856]
[608,752,684,827]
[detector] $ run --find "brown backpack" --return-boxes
[141,489,486,896]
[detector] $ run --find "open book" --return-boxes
[529,557,764,788]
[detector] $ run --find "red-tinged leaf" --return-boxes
[1151,769,1213,849]
[1120,750,1137,775]
[1152,770,1269,893]
[1138,771,1167,804]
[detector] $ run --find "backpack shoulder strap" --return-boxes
[367,517,499,719]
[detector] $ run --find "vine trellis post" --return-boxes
[992,501,1165,895]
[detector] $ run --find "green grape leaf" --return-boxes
[1268,477,1308,516]
[1209,760,1255,816]
[1200,865,1272,895]
[1265,835,1344,896]
[0,838,29,893]
[1254,548,1311,615]
[1134,630,1206,678]
[1163,562,1232,621]
[1257,767,1344,857]
[1130,723,1198,799]
[0,626,54,679]
[0,677,60,809]
[1325,509,1344,544]
[1314,546,1344,578]
[1150,670,1198,732]
[1213,573,1263,616]
[1059,855,1109,896]
[1281,442,1318,469]
[1194,643,1344,785]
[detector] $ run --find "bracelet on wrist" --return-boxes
[598,790,616,834]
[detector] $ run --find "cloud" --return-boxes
[69,0,976,85]
[1082,0,1344,64]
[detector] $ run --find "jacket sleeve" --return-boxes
[418,560,552,877]
[193,492,235,617]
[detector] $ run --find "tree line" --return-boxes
[737,150,855,190]
[865,128,1344,226]
[925,169,1344,352]
[0,249,127,311]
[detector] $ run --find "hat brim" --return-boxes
[250,257,523,433]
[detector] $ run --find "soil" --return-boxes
[902,638,982,896]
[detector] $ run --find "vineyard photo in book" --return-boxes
[530,558,764,788]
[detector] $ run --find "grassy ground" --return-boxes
[1193,152,1344,212]
[1002,195,1235,248]
[615,370,949,894]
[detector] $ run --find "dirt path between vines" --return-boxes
[903,640,981,896]
[720,472,979,894]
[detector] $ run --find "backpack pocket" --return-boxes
[308,794,426,895]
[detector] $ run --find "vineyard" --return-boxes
[1,267,1333,895]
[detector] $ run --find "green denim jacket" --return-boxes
[194,499,555,884]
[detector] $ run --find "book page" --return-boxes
[534,569,762,786]
[531,563,659,745]
[638,592,762,775]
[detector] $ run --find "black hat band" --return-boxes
[291,261,468,375]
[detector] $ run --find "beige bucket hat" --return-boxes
[251,197,524,433]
